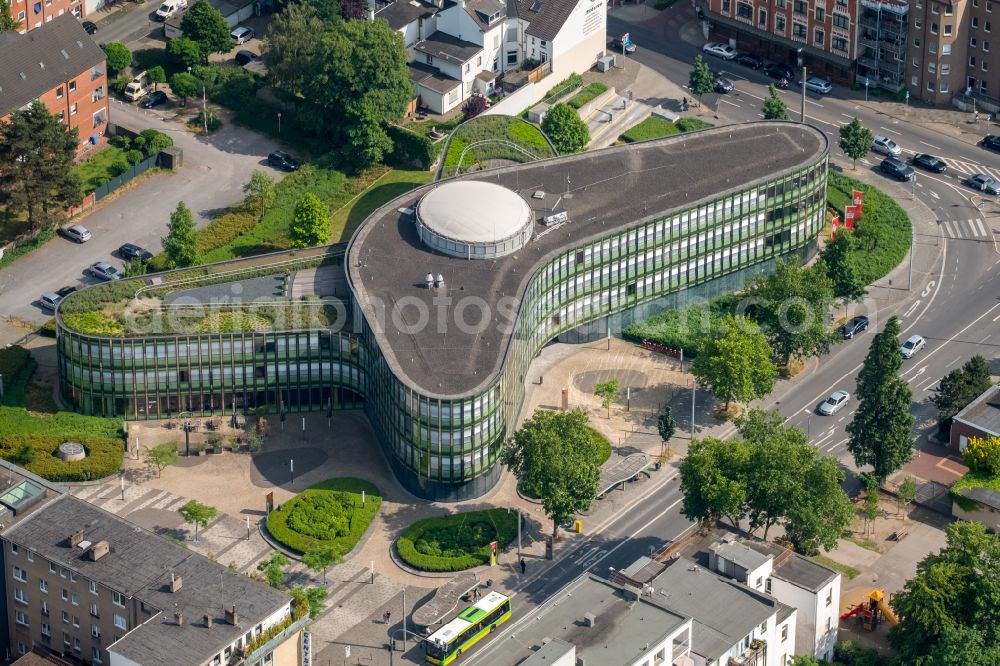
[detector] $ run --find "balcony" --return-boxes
[729,639,767,666]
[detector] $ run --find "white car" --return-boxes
[901,334,925,359]
[805,76,832,94]
[872,135,902,157]
[59,224,91,243]
[702,42,737,60]
[818,390,850,416]
[231,26,255,44]
[89,262,123,282]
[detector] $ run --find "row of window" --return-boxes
[66,333,359,362]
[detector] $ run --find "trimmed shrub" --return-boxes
[0,407,124,481]
[674,117,714,132]
[125,149,144,166]
[620,117,681,143]
[109,158,130,177]
[396,509,519,572]
[544,73,583,103]
[567,82,609,109]
[265,478,380,555]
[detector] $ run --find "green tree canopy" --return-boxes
[291,586,328,619]
[302,545,341,583]
[243,170,276,221]
[181,0,232,59]
[692,315,776,410]
[177,500,217,542]
[169,72,200,106]
[657,406,676,460]
[593,378,620,418]
[931,355,993,432]
[821,228,867,302]
[0,0,21,31]
[762,84,789,120]
[143,442,178,477]
[140,128,174,156]
[290,192,330,248]
[162,201,200,268]
[745,258,837,365]
[847,315,914,482]
[257,553,290,588]
[688,54,714,99]
[839,117,873,169]
[503,409,603,542]
[147,66,167,91]
[101,42,133,73]
[0,101,82,230]
[268,3,413,165]
[679,436,749,530]
[541,103,589,154]
[166,36,202,69]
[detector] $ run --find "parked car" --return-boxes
[154,0,186,21]
[838,315,870,339]
[880,157,915,181]
[81,20,98,34]
[733,53,763,69]
[59,225,91,243]
[965,173,1000,194]
[762,63,795,81]
[818,390,850,416]
[56,286,78,299]
[871,135,902,157]
[39,292,63,312]
[910,153,947,173]
[901,334,925,359]
[714,75,734,93]
[140,90,168,109]
[267,150,300,172]
[118,243,153,262]
[89,262,123,281]
[981,134,1000,152]
[235,50,258,66]
[611,37,636,54]
[804,76,832,94]
[231,26,255,44]
[702,41,736,60]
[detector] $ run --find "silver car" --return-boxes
[901,335,925,359]
[89,262,123,281]
[805,76,832,94]
[872,136,902,157]
[702,42,737,60]
[818,390,850,416]
[39,292,63,312]
[59,224,92,243]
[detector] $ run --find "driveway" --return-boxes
[0,101,286,328]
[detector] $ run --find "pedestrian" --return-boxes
[976,111,980,122]
[383,610,391,624]
[519,558,526,575]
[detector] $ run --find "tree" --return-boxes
[890,521,1000,662]
[143,443,178,477]
[462,95,489,121]
[847,315,914,483]
[339,0,368,19]
[962,435,1000,476]
[0,0,21,31]
[896,476,917,514]
[931,355,993,433]
[839,117,873,169]
[257,553,290,588]
[678,436,749,529]
[821,228,866,303]
[162,202,199,268]
[268,7,413,165]
[761,84,789,120]
[122,257,148,278]
[147,66,167,92]
[745,257,836,366]
[181,0,231,59]
[657,406,676,460]
[688,54,715,102]
[139,128,174,156]
[593,379,620,418]
[242,170,276,221]
[927,624,1000,666]
[169,72,200,106]
[788,657,823,666]
[290,192,330,248]
[692,315,776,411]
[290,586,328,619]
[0,101,82,230]
[101,42,132,73]
[541,103,589,154]
[503,409,602,542]
[302,545,341,583]
[783,455,853,554]
[166,36,202,69]
[177,500,217,542]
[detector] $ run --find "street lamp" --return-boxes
[277,111,282,134]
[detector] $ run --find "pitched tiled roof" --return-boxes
[444,0,506,30]
[413,30,483,65]
[375,0,440,30]
[0,14,105,116]
[517,0,579,41]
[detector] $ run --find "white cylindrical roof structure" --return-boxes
[416,181,533,259]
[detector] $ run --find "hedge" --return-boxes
[543,73,583,103]
[265,477,381,555]
[674,117,714,132]
[0,407,124,482]
[197,209,259,254]
[385,124,440,169]
[827,171,912,284]
[567,82,609,109]
[396,509,519,572]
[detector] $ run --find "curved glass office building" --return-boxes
[58,122,829,501]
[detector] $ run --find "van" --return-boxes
[123,72,152,102]
[154,0,186,21]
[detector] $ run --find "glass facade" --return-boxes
[57,146,829,502]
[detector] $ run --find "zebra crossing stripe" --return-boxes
[943,222,956,238]
[973,218,989,236]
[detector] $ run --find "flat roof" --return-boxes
[954,385,1000,436]
[408,61,462,94]
[347,122,827,397]
[482,574,690,666]
[518,638,575,665]
[710,538,772,572]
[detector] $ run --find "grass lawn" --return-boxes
[812,554,860,580]
[329,168,434,242]
[568,82,610,109]
[72,146,127,195]
[846,536,882,553]
[265,477,381,555]
[620,116,715,143]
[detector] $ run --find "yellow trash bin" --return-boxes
[574,519,583,534]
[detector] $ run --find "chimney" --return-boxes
[174,611,184,626]
[69,530,85,547]
[204,614,213,629]
[583,612,596,627]
[225,605,239,626]
[88,541,109,561]
[170,573,183,593]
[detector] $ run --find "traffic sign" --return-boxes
[905,89,910,99]
[622,32,631,46]
[864,77,870,87]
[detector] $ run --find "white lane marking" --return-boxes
[993,313,1000,322]
[814,430,836,447]
[919,377,939,391]
[920,141,942,150]
[974,218,989,236]
[841,113,854,119]
[903,300,920,318]
[806,99,823,107]
[719,98,741,107]
[825,438,849,452]
[901,303,1000,379]
[943,221,956,238]
[946,356,962,368]
[979,333,992,343]
[880,126,902,135]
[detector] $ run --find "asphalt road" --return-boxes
[90,2,166,47]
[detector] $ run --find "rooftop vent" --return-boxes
[19,72,26,80]
[532,190,545,199]
[225,605,239,626]
[542,210,568,226]
[583,612,596,627]
[174,611,184,626]
[78,540,92,551]
[425,273,435,289]
[204,614,213,629]
[170,573,183,593]
[38,61,45,69]
[435,274,444,288]
[69,530,86,548]
[88,541,110,561]
[60,49,69,59]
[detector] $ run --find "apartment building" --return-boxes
[704,0,859,83]
[5,0,86,33]
[0,13,109,153]
[0,462,302,666]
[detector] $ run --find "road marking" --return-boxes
[903,300,920,318]
[841,113,854,119]
[920,141,942,150]
[719,98,741,107]
[946,356,962,368]
[901,303,1000,379]
[919,377,939,391]
[974,218,989,236]
[979,333,992,343]
[993,313,1000,322]
[825,438,849,452]
[942,221,956,238]
[814,430,836,446]
[880,126,902,136]
[930,191,940,199]
[806,99,824,107]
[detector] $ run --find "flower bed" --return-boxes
[265,477,381,555]
[396,508,519,572]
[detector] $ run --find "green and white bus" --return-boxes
[424,591,512,664]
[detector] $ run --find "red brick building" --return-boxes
[950,384,1000,452]
[6,0,86,33]
[0,14,108,153]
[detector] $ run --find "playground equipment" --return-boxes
[840,590,898,631]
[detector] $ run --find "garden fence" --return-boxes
[93,154,159,202]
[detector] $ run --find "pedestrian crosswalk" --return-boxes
[940,217,992,239]
[936,156,1000,181]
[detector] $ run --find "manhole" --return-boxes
[57,442,86,462]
